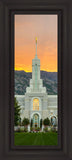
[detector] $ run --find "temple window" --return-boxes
[33,98,39,110]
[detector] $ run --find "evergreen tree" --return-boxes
[40,119,42,128]
[43,118,50,126]
[31,119,33,127]
[22,118,29,126]
[14,97,21,126]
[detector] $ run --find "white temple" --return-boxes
[15,38,58,128]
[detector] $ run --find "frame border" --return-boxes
[10,10,62,151]
[0,0,72,160]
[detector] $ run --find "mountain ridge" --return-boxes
[15,70,57,95]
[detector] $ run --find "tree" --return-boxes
[40,119,42,128]
[14,97,21,126]
[31,119,33,127]
[22,118,29,127]
[43,118,50,126]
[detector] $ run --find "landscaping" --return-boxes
[14,132,58,146]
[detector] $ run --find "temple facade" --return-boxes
[15,39,58,128]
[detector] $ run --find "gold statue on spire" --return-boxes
[35,37,37,43]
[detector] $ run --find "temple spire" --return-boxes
[35,37,38,59]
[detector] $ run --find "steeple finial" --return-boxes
[36,37,37,43]
[35,37,38,59]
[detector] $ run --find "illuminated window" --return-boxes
[33,98,39,110]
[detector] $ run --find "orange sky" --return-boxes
[15,15,57,72]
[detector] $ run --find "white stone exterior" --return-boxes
[15,95,58,123]
[15,40,58,127]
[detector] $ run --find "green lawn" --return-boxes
[14,132,58,146]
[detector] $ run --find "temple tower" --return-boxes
[32,37,40,92]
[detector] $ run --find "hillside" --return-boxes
[15,70,57,95]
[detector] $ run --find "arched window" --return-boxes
[33,114,39,128]
[33,98,39,110]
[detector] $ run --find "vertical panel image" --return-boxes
[14,15,58,146]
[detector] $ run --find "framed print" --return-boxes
[0,0,72,160]
[14,14,58,146]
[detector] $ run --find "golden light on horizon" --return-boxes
[15,15,57,72]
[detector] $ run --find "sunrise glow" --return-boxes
[15,15,57,72]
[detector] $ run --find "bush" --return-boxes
[22,118,29,126]
[16,128,21,132]
[43,118,50,126]
[30,127,34,131]
[20,127,24,132]
[35,127,40,131]
[24,127,28,132]
[37,127,40,131]
[44,127,48,132]
[51,126,57,132]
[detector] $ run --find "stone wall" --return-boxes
[15,95,57,121]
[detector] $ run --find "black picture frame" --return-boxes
[0,0,72,160]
